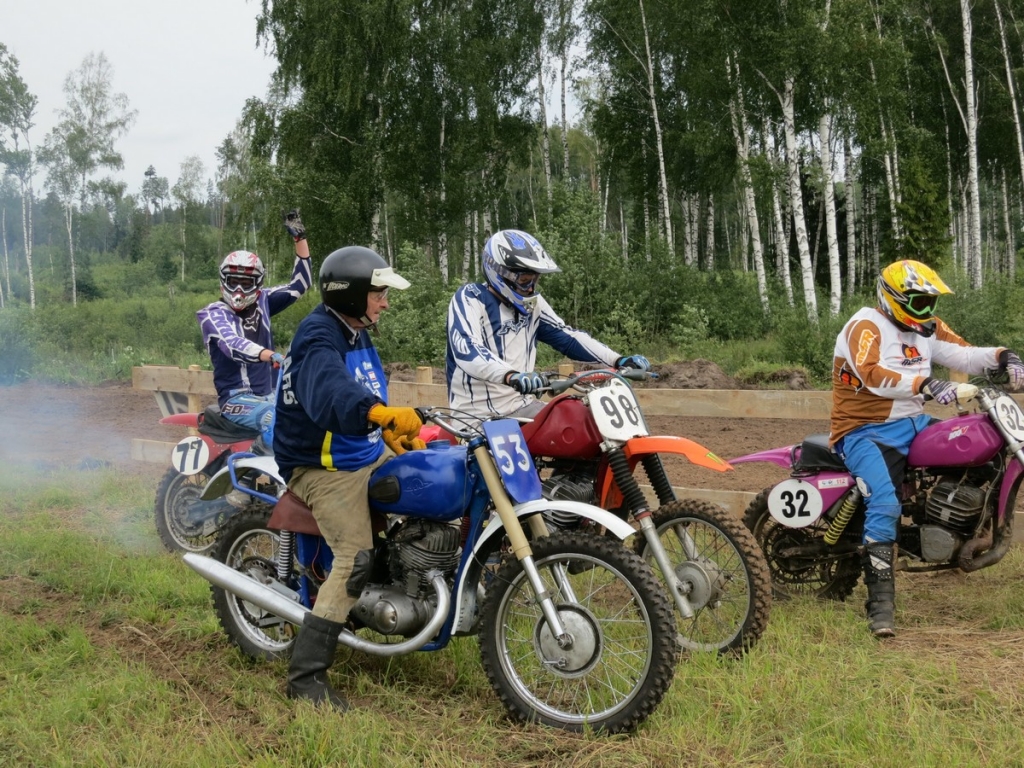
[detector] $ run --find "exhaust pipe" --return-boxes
[183,554,451,656]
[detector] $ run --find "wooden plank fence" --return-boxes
[131,365,1009,521]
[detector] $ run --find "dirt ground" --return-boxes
[0,368,816,500]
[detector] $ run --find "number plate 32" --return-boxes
[766,479,824,528]
[588,379,649,442]
[994,394,1024,442]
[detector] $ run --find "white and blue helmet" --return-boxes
[482,230,561,314]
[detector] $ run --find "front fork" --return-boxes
[606,445,696,619]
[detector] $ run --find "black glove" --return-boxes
[506,371,549,395]
[284,209,306,241]
[921,377,958,406]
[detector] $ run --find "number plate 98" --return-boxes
[588,379,649,442]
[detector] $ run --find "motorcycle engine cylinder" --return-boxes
[925,479,986,535]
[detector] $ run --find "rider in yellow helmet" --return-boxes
[830,259,1024,639]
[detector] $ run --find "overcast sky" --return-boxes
[1,0,277,195]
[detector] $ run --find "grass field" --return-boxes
[1,464,1023,767]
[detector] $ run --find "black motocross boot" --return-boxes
[286,613,350,710]
[862,542,897,639]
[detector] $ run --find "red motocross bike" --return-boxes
[153,406,261,554]
[518,369,772,653]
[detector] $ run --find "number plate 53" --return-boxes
[767,479,825,528]
[588,379,649,442]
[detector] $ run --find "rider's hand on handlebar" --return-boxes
[921,377,960,406]
[999,349,1024,391]
[270,352,285,367]
[505,370,549,394]
[382,428,426,455]
[368,404,423,438]
[615,354,651,372]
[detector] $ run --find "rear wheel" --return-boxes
[154,468,222,554]
[636,499,772,654]
[478,531,678,733]
[210,507,296,660]
[742,487,861,601]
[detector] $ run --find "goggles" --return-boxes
[905,293,938,318]
[223,274,259,294]
[369,286,390,300]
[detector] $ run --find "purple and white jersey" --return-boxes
[446,283,619,420]
[197,255,312,408]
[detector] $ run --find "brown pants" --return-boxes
[289,448,395,623]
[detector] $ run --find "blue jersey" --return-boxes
[197,255,312,408]
[273,304,388,482]
[446,283,619,420]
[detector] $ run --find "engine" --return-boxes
[540,471,596,529]
[915,478,987,562]
[349,519,461,637]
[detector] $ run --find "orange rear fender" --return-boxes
[623,436,733,472]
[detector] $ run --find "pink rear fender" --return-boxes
[729,445,798,470]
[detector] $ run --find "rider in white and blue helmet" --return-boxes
[481,230,562,315]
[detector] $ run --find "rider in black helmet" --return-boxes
[273,245,423,711]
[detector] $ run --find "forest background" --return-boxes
[2,0,1024,387]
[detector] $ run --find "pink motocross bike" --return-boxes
[731,378,1023,599]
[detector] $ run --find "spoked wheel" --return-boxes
[636,499,772,655]
[478,531,678,734]
[154,467,222,554]
[210,507,296,660]
[742,487,861,601]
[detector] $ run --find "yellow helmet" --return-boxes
[876,260,952,337]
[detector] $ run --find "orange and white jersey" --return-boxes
[829,307,1003,445]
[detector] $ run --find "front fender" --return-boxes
[200,454,283,501]
[449,500,637,636]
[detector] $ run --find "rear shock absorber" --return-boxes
[607,446,651,517]
[641,454,676,506]
[823,488,861,545]
[276,530,295,582]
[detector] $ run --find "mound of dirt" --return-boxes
[384,362,447,384]
[738,368,813,391]
[646,359,742,389]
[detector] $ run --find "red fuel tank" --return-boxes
[522,396,604,460]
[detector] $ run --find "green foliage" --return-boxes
[773,305,851,383]
[375,244,457,366]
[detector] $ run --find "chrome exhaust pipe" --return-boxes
[183,554,451,656]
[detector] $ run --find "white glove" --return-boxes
[1000,350,1024,391]
[922,377,958,406]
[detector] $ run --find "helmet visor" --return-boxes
[905,293,938,318]
[511,271,539,291]
[223,274,260,294]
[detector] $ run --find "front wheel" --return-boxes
[478,531,678,734]
[742,486,861,601]
[636,499,772,654]
[154,467,220,554]
[210,506,295,660]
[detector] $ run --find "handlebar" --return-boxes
[543,367,654,396]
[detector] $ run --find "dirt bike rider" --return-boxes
[830,259,1024,639]
[196,210,312,451]
[446,229,651,421]
[272,246,424,711]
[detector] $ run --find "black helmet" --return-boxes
[319,246,410,320]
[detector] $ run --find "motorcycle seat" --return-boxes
[198,406,261,443]
[794,434,847,472]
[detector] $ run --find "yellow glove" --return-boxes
[382,429,427,455]
[368,404,423,439]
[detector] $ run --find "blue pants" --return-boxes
[221,392,276,447]
[834,415,934,544]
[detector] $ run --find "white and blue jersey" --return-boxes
[273,304,388,482]
[196,255,312,408]
[446,283,619,420]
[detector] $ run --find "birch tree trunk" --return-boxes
[20,173,35,309]
[844,134,857,296]
[1002,169,1012,275]
[995,0,1024,274]
[536,45,554,222]
[560,34,570,177]
[781,77,817,320]
[0,207,7,308]
[638,0,673,250]
[64,201,77,306]
[962,0,983,287]
[727,60,769,311]
[705,196,715,270]
[819,112,842,315]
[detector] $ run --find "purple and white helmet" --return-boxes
[482,230,561,314]
[219,251,265,311]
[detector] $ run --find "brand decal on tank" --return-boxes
[817,477,850,489]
